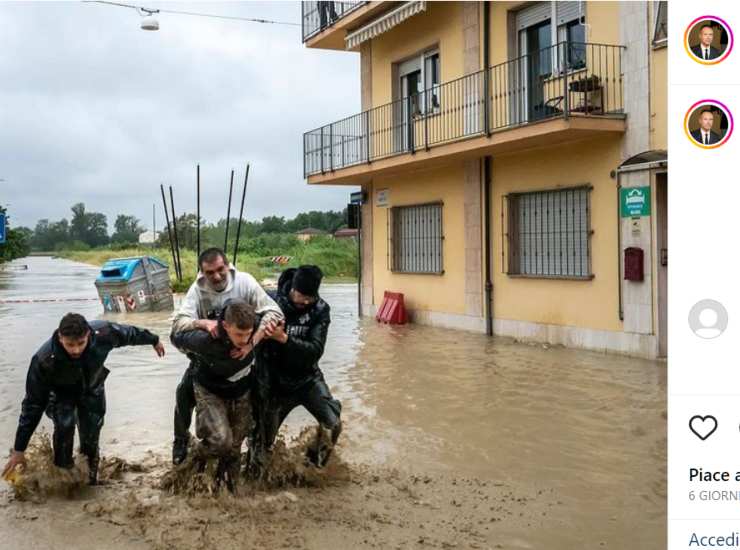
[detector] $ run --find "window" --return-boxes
[563,20,586,70]
[653,1,667,46]
[399,49,440,117]
[390,203,443,274]
[506,187,592,278]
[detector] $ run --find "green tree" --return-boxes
[69,202,108,247]
[0,206,31,262]
[111,214,145,245]
[260,215,286,234]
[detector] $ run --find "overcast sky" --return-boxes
[0,1,360,230]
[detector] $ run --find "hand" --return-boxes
[230,345,253,360]
[265,321,288,344]
[2,450,26,480]
[197,319,219,338]
[153,341,166,358]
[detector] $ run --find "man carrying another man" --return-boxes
[171,248,283,464]
[171,299,258,492]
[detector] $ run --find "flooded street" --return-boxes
[0,257,666,549]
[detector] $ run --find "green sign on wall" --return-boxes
[620,186,651,218]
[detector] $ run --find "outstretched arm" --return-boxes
[108,322,165,357]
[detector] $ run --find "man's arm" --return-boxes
[283,316,330,365]
[13,357,50,453]
[107,322,160,347]
[240,272,284,330]
[171,284,202,334]
[171,329,215,357]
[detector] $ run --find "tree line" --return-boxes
[26,203,349,252]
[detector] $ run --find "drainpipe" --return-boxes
[483,2,493,336]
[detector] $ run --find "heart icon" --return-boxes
[689,415,718,441]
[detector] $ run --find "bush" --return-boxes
[55,240,90,251]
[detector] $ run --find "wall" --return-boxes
[491,134,624,332]
[370,1,465,107]
[370,162,468,316]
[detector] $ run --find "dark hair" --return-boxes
[223,300,256,330]
[700,24,715,32]
[59,313,88,339]
[700,108,715,116]
[198,247,227,270]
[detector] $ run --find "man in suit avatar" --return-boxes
[691,24,721,60]
[690,109,722,146]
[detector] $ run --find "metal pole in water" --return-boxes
[160,184,178,279]
[197,164,201,264]
[233,163,249,268]
[224,169,234,259]
[169,185,183,282]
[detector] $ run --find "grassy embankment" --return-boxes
[54,237,357,292]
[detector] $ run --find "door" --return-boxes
[396,57,422,153]
[656,172,668,358]
[520,20,553,122]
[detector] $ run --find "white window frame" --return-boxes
[652,1,668,48]
[398,48,440,117]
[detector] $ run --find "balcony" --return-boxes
[302,1,367,42]
[304,42,627,183]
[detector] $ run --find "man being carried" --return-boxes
[2,313,165,485]
[171,247,283,464]
[171,300,258,492]
[251,265,341,475]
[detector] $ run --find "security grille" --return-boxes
[390,202,443,274]
[507,186,592,277]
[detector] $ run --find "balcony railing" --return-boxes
[304,42,625,177]
[302,1,366,42]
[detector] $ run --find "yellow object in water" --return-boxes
[2,467,22,485]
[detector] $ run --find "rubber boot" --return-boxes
[87,454,100,486]
[172,435,189,466]
[306,421,342,468]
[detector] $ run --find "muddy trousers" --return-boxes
[250,374,341,472]
[193,383,253,465]
[45,389,106,469]
[173,366,196,443]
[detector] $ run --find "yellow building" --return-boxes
[302,1,668,359]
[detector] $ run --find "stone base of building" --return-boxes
[361,305,660,359]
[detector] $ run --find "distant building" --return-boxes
[138,230,160,244]
[334,228,359,240]
[295,227,326,242]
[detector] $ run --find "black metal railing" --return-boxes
[304,42,625,177]
[302,1,366,42]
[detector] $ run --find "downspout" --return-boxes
[483,1,493,336]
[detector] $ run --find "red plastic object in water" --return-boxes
[376,291,408,325]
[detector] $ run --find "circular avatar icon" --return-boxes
[685,15,733,64]
[684,99,733,149]
[688,299,729,339]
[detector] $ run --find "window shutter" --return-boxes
[556,1,583,25]
[516,2,551,31]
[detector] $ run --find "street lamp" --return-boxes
[139,8,159,31]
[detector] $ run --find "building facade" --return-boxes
[302,1,668,359]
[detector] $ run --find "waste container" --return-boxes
[95,256,174,313]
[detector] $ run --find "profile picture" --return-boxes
[684,16,733,64]
[684,100,733,148]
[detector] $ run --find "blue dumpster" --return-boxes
[94,256,174,313]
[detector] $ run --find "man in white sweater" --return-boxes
[171,247,283,464]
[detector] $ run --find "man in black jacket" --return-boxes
[1,313,165,485]
[690,109,722,145]
[251,265,341,475]
[171,299,258,491]
[690,24,721,60]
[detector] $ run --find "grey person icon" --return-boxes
[688,299,729,339]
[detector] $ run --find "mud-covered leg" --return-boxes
[301,375,342,468]
[173,366,196,465]
[77,388,106,485]
[46,398,77,470]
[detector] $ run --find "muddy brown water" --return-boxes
[0,257,666,549]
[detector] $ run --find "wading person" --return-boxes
[1,313,165,485]
[171,247,282,465]
[250,265,341,476]
[171,300,258,492]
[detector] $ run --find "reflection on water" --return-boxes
[0,256,666,547]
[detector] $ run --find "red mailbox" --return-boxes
[624,247,644,281]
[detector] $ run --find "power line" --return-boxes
[83,1,300,26]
